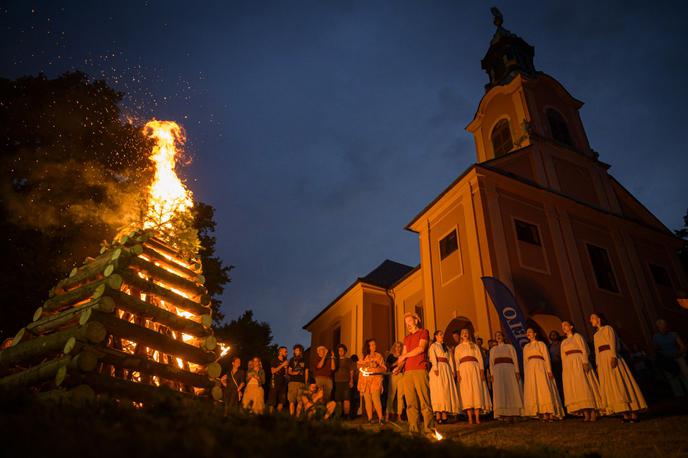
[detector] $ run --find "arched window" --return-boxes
[491,119,513,157]
[546,108,574,147]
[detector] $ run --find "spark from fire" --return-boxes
[142,120,194,234]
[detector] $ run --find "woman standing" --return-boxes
[489,331,523,420]
[560,320,602,421]
[222,356,246,416]
[385,341,404,422]
[242,356,265,414]
[590,313,647,423]
[523,328,564,421]
[454,328,492,424]
[357,338,387,424]
[429,330,461,424]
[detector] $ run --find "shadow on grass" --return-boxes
[0,389,565,458]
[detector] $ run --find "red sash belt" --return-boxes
[494,357,513,365]
[598,345,611,352]
[437,357,449,363]
[528,355,545,361]
[459,356,478,364]
[565,349,583,356]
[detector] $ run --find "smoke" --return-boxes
[1,151,150,238]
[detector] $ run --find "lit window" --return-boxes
[439,230,459,260]
[514,219,541,246]
[546,109,574,147]
[586,244,619,293]
[491,119,513,157]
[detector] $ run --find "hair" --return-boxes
[364,338,376,356]
[594,312,608,326]
[350,354,359,362]
[452,329,460,335]
[278,346,287,352]
[231,356,241,365]
[391,341,403,355]
[337,343,348,354]
[461,327,475,343]
[433,330,447,352]
[548,330,561,342]
[293,344,304,352]
[526,327,539,341]
[561,319,575,333]
[403,312,421,325]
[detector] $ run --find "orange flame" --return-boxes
[142,120,194,234]
[433,429,444,441]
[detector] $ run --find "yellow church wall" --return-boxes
[390,267,423,343]
[361,286,394,355]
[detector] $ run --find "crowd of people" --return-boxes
[221,312,687,437]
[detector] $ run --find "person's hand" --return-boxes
[583,363,590,372]
[392,367,400,375]
[434,369,439,377]
[547,372,554,380]
[397,355,406,364]
[611,357,618,369]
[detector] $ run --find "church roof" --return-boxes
[302,259,414,330]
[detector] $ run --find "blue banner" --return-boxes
[481,276,529,366]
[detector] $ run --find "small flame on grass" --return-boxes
[433,429,444,441]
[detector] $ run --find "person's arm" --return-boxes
[330,353,336,371]
[488,347,495,380]
[541,342,553,377]
[475,344,485,380]
[271,361,281,375]
[429,343,438,375]
[348,364,354,387]
[392,345,408,374]
[259,369,266,385]
[287,360,296,376]
[377,353,387,372]
[316,354,326,369]
[576,334,591,371]
[605,327,619,368]
[509,345,520,378]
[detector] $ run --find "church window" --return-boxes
[546,109,574,147]
[649,264,672,287]
[514,219,541,246]
[414,304,424,324]
[586,243,619,293]
[491,119,513,157]
[439,230,459,260]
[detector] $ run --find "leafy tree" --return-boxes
[0,71,231,340]
[194,202,232,324]
[214,310,278,365]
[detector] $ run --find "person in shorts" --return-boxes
[333,344,354,418]
[287,344,308,416]
[301,382,336,421]
[268,346,289,413]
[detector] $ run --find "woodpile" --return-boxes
[0,229,223,404]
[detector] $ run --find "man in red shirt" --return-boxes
[394,312,434,435]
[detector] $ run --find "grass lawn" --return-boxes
[1,390,686,458]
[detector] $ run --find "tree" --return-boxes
[0,72,231,340]
[194,202,233,324]
[676,208,688,273]
[214,310,278,366]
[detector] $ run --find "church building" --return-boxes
[303,13,688,357]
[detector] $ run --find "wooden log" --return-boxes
[43,275,123,312]
[119,270,209,315]
[126,256,206,297]
[54,350,100,386]
[211,384,223,401]
[205,362,221,379]
[90,310,216,365]
[108,290,210,337]
[0,322,106,374]
[26,297,115,337]
[140,246,203,283]
[67,372,196,403]
[37,384,96,403]
[0,354,72,389]
[57,247,124,289]
[92,346,214,388]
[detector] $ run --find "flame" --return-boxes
[218,343,231,358]
[433,429,444,441]
[142,120,193,234]
[359,367,372,377]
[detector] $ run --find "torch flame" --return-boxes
[433,429,444,441]
[142,120,194,233]
[219,343,231,358]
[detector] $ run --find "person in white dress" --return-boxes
[523,328,564,421]
[489,331,524,420]
[590,313,647,423]
[428,330,461,423]
[560,320,602,421]
[454,328,492,424]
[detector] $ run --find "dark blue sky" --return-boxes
[2,1,687,349]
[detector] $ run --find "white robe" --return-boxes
[428,342,461,413]
[561,333,602,414]
[489,343,524,417]
[523,340,564,418]
[454,342,492,412]
[593,325,647,414]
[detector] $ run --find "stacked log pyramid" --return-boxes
[0,229,223,403]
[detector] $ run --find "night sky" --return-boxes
[1,1,687,350]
